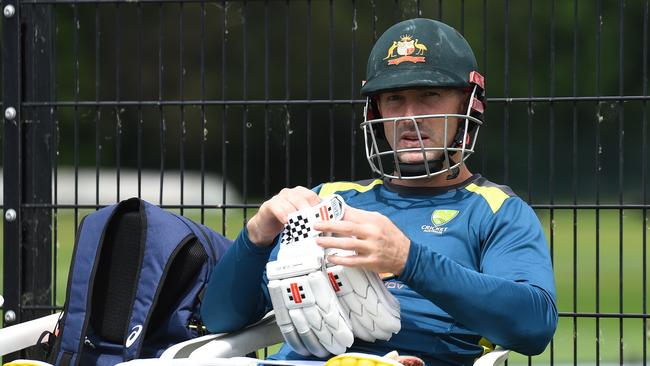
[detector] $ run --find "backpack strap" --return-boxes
[54,204,118,366]
[122,201,194,361]
[91,199,146,345]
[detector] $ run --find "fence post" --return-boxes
[21,0,54,347]
[2,0,23,362]
[2,0,54,361]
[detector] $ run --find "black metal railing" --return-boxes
[2,1,649,365]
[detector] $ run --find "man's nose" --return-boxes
[397,103,422,128]
[402,102,420,117]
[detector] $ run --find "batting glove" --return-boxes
[266,196,354,357]
[325,250,401,342]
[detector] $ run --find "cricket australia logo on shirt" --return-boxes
[422,209,459,234]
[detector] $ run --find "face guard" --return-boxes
[360,18,486,180]
[362,81,484,180]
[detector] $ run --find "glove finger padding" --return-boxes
[289,309,331,357]
[305,271,354,353]
[267,271,354,357]
[326,265,401,342]
[267,280,312,356]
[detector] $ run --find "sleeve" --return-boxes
[200,226,276,333]
[200,184,326,333]
[398,197,558,355]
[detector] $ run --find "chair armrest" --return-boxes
[0,312,61,356]
[472,347,510,366]
[160,311,283,359]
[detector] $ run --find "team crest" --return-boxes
[431,209,459,227]
[422,209,458,234]
[384,35,427,65]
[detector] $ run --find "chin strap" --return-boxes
[396,159,460,180]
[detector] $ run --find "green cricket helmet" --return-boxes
[360,18,486,180]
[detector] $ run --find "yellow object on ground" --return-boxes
[3,361,52,366]
[326,352,402,366]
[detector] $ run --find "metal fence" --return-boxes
[2,0,649,365]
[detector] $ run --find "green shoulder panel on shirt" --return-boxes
[318,179,383,198]
[465,178,516,214]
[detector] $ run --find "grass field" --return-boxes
[1,208,648,364]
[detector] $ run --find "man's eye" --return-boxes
[386,95,402,102]
[423,91,440,97]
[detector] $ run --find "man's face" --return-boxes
[377,87,467,164]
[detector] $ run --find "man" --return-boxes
[201,18,557,366]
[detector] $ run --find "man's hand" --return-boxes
[247,187,321,247]
[314,206,411,275]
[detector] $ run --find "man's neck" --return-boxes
[389,165,474,188]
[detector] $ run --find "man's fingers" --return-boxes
[316,236,367,252]
[314,220,363,237]
[248,187,333,247]
[268,187,319,223]
[285,194,317,212]
[300,186,323,206]
[279,186,321,207]
[266,198,300,225]
[326,253,366,267]
[341,205,374,224]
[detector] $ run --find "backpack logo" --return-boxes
[384,35,427,65]
[125,325,143,348]
[422,209,459,234]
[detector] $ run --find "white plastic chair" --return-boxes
[0,312,61,357]
[0,310,509,366]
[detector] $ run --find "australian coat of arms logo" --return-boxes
[384,34,427,65]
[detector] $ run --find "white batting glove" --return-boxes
[325,255,401,342]
[266,196,354,357]
[267,264,354,357]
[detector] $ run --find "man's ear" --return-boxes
[460,91,472,114]
[372,96,383,119]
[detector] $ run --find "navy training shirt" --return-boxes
[201,174,558,366]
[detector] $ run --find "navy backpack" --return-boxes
[50,197,232,365]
